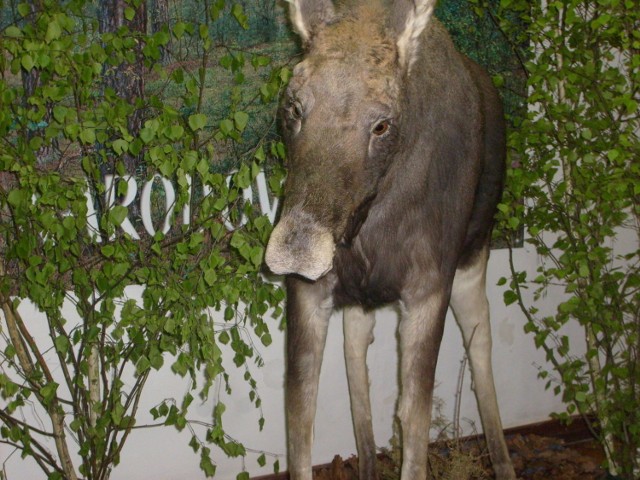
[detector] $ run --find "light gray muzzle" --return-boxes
[265,210,335,281]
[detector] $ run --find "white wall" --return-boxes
[0,244,583,480]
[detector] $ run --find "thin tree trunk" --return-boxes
[0,264,79,480]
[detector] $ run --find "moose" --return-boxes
[265,0,516,479]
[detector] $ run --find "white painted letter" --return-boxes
[223,173,253,231]
[183,174,192,226]
[104,175,140,240]
[140,175,176,236]
[256,170,279,224]
[84,183,102,243]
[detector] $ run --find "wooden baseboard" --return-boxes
[503,415,593,444]
[250,416,594,480]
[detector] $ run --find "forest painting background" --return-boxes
[1,0,521,183]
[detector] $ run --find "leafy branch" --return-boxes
[0,1,289,479]
[493,0,640,477]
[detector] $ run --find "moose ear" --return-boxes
[392,0,437,72]
[285,0,335,44]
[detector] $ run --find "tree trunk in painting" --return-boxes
[99,0,148,225]
[20,3,58,166]
[151,0,170,63]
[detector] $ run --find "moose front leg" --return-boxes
[285,276,334,480]
[397,291,448,480]
[344,306,378,480]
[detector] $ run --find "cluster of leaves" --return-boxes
[488,0,639,477]
[0,1,290,479]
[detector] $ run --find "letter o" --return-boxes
[140,175,176,236]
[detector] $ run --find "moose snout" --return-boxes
[265,211,336,281]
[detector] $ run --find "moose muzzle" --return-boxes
[265,209,335,281]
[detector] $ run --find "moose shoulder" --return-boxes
[265,1,516,479]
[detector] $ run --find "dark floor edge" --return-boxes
[502,415,593,445]
[250,415,594,480]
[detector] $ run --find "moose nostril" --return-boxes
[284,231,296,246]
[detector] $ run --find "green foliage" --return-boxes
[490,0,640,477]
[0,1,288,478]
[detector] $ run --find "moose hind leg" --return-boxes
[450,247,516,480]
[286,277,333,480]
[344,306,378,480]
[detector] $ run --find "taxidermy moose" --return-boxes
[265,0,516,478]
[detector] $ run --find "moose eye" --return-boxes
[284,98,304,135]
[290,100,303,120]
[372,120,390,136]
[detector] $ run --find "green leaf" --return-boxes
[251,55,271,69]
[79,128,96,144]
[70,417,82,433]
[164,317,176,334]
[279,67,292,84]
[128,139,143,156]
[219,119,234,136]
[54,336,70,355]
[231,4,249,29]
[173,22,187,39]
[574,391,587,403]
[200,447,217,477]
[112,139,128,155]
[4,345,16,360]
[578,262,590,278]
[220,54,233,70]
[188,113,207,131]
[167,125,185,141]
[45,20,62,42]
[189,435,200,453]
[261,333,272,347]
[17,3,30,17]
[136,356,151,375]
[52,105,68,123]
[492,74,505,87]
[21,54,34,71]
[5,26,23,38]
[7,189,27,208]
[234,111,249,132]
[204,269,217,286]
[109,206,128,226]
[39,382,59,405]
[503,290,518,306]
[140,126,155,144]
[124,6,135,21]
[254,145,266,162]
[234,165,251,189]
[199,24,209,41]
